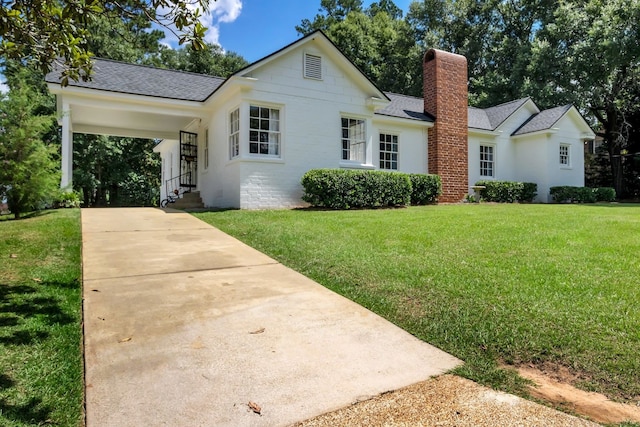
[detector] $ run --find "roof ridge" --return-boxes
[482,96,531,111]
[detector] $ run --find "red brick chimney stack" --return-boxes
[423,49,469,203]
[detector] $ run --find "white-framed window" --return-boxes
[480,145,495,177]
[249,105,280,156]
[560,144,570,166]
[342,117,366,163]
[304,53,322,80]
[379,133,398,170]
[229,108,240,159]
[203,128,209,169]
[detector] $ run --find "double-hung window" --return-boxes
[249,105,280,156]
[559,144,570,166]
[379,133,398,170]
[341,117,366,163]
[480,145,494,177]
[229,108,240,159]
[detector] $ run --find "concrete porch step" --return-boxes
[170,191,204,209]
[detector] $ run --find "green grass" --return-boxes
[194,204,640,402]
[0,209,83,426]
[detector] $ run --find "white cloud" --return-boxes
[0,80,8,95]
[200,0,242,46]
[158,0,242,47]
[209,0,242,24]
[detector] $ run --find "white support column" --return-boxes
[60,104,73,190]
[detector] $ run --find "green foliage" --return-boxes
[475,180,537,203]
[0,66,58,219]
[72,135,161,207]
[0,0,211,84]
[550,186,616,203]
[408,173,441,205]
[297,1,423,95]
[151,43,248,77]
[301,169,411,209]
[593,187,617,202]
[51,189,83,208]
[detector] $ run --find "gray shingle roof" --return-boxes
[512,105,572,135]
[45,58,225,102]
[469,98,531,130]
[375,92,434,122]
[468,107,492,129]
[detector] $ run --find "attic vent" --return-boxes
[304,53,322,80]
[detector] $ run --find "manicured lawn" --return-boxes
[0,209,83,426]
[194,204,640,402]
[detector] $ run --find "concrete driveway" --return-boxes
[81,208,461,426]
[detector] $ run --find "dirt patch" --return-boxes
[513,365,640,424]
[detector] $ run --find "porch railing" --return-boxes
[164,172,192,200]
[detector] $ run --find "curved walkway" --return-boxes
[81,208,461,426]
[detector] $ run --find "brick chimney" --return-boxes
[423,49,468,203]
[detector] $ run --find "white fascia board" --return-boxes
[73,124,179,140]
[48,84,208,119]
[468,128,501,136]
[202,77,246,108]
[511,129,557,140]
[366,96,390,110]
[373,114,434,128]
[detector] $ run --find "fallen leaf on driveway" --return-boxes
[248,401,261,414]
[249,328,265,335]
[91,289,100,292]
[118,337,132,343]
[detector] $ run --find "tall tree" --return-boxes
[297,0,420,95]
[0,0,210,84]
[527,0,640,197]
[0,65,58,219]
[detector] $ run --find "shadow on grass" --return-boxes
[0,394,53,426]
[0,282,74,346]
[0,373,53,425]
[0,282,74,425]
[0,210,55,221]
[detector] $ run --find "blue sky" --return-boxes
[175,0,414,63]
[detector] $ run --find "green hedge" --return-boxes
[301,169,415,209]
[550,186,616,203]
[409,173,442,205]
[475,180,537,203]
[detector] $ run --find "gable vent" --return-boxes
[304,53,322,80]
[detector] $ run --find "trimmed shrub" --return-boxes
[550,186,616,203]
[593,187,616,202]
[475,180,538,203]
[409,174,442,205]
[301,169,411,209]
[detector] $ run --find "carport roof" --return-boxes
[45,58,225,102]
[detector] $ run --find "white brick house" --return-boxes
[46,31,595,208]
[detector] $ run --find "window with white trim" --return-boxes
[480,145,494,177]
[341,117,366,163]
[203,128,209,169]
[229,108,240,159]
[559,144,570,166]
[249,105,280,156]
[379,133,398,170]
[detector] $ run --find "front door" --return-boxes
[180,131,197,189]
